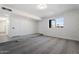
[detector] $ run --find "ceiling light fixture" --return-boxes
[37,4,47,10]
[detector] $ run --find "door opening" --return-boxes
[0,17,9,35]
[0,16,10,43]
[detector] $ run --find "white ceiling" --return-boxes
[3,4,79,18]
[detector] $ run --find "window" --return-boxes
[49,17,64,28]
[56,17,64,28]
[51,19,56,28]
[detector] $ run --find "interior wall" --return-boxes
[8,14,38,37]
[38,10,79,41]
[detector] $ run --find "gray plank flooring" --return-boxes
[0,35,79,54]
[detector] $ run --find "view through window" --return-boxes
[51,17,64,28]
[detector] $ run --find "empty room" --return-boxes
[0,4,79,54]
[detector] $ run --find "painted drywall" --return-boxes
[38,10,79,41]
[8,14,38,37]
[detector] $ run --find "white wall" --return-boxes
[38,10,79,41]
[8,14,38,37]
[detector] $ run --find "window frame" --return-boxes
[49,17,64,28]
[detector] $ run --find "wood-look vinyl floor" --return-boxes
[0,35,79,54]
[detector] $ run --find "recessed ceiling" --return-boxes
[3,4,79,18]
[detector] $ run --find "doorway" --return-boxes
[0,16,10,43]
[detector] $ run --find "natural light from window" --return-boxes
[51,17,64,28]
